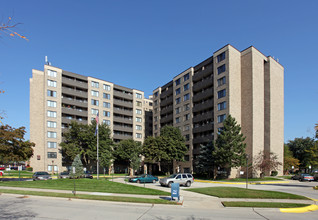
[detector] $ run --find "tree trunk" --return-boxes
[158,161,161,172]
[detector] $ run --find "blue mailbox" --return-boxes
[171,183,180,201]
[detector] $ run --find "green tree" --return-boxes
[212,115,246,179]
[60,120,114,169]
[160,126,188,165]
[115,139,142,176]
[284,144,300,174]
[0,125,34,164]
[253,150,282,178]
[142,136,169,172]
[287,137,316,170]
[195,142,215,178]
[70,154,84,178]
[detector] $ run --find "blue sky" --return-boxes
[0,0,317,142]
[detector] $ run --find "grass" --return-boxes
[186,187,309,200]
[222,201,309,208]
[0,189,176,205]
[0,179,170,196]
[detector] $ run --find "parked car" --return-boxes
[291,173,314,182]
[129,174,158,183]
[33,172,52,181]
[313,173,318,181]
[82,171,93,179]
[159,173,194,187]
[0,167,5,170]
[58,171,70,179]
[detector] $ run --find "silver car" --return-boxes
[159,173,194,187]
[33,171,52,181]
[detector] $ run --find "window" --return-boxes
[175,117,180,124]
[103,84,111,91]
[217,101,227,111]
[91,99,99,106]
[91,90,99,97]
[103,111,110,117]
[47,121,57,128]
[47,90,56,97]
[91,81,99,88]
[184,155,190,161]
[136,117,142,122]
[154,100,158,106]
[103,93,111,99]
[47,80,57,87]
[183,93,190,101]
[184,103,190,111]
[217,64,226,74]
[47,111,57,118]
[175,107,181,114]
[217,114,226,123]
[136,93,142,99]
[136,133,142,138]
[47,70,57,77]
[184,83,190,91]
[47,152,57,158]
[175,97,181,104]
[154,125,158,130]
[103,102,110,108]
[47,131,57,138]
[217,89,226,99]
[184,125,190,131]
[154,92,158,98]
[91,109,99,115]
[103,120,111,125]
[175,88,181,95]
[217,52,226,62]
[136,101,142,107]
[48,142,57,148]
[47,100,56,108]
[184,73,190,81]
[185,134,190,141]
[136,109,142,115]
[175,78,181,86]
[154,116,158,122]
[136,125,142,130]
[184,113,190,121]
[217,76,226,87]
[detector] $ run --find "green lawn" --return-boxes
[222,201,308,208]
[0,179,170,195]
[0,189,176,205]
[186,187,309,200]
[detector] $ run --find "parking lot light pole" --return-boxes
[246,155,248,189]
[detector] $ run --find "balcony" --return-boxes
[193,111,213,123]
[160,114,173,124]
[62,98,88,108]
[193,99,214,112]
[193,136,213,145]
[160,97,173,108]
[193,78,213,92]
[113,108,133,116]
[160,105,173,115]
[113,99,133,108]
[62,118,88,125]
[62,77,88,89]
[193,123,213,134]
[193,66,213,82]
[113,90,133,100]
[193,88,214,103]
[113,116,133,124]
[62,107,88,117]
[113,133,133,140]
[113,125,133,133]
[62,87,88,98]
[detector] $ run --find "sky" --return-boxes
[0,0,317,142]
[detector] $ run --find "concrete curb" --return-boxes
[280,204,318,213]
[195,180,289,185]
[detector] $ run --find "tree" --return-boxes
[0,16,28,40]
[254,150,282,178]
[115,139,142,176]
[212,115,246,179]
[284,144,300,174]
[0,125,34,164]
[60,120,114,170]
[315,123,318,139]
[287,137,316,170]
[195,142,215,178]
[160,126,188,165]
[142,136,169,172]
[70,154,84,178]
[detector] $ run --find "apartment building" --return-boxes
[153,45,284,177]
[29,65,152,173]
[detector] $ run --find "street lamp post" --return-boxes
[246,155,248,189]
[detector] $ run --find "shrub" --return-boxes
[271,171,278,176]
[26,167,33,171]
